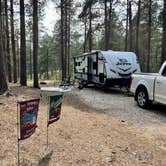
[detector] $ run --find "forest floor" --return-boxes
[0,84,166,166]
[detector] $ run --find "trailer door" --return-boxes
[88,56,93,82]
[98,54,106,84]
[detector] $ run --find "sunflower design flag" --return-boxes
[48,94,63,125]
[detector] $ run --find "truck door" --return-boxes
[155,66,166,105]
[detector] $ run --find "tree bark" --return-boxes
[10,0,17,83]
[89,4,92,52]
[0,0,8,94]
[29,36,32,80]
[67,0,71,81]
[129,1,133,51]
[1,1,6,68]
[20,0,27,86]
[33,0,39,88]
[104,0,108,50]
[125,0,129,51]
[108,0,112,50]
[16,35,20,80]
[46,48,49,80]
[83,17,87,53]
[161,0,166,65]
[135,0,141,58]
[64,0,67,80]
[5,0,12,82]
[61,0,65,81]
[147,0,152,72]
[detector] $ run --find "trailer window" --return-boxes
[93,62,97,70]
[76,62,81,66]
[162,66,166,76]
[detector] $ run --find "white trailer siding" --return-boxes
[74,50,141,88]
[74,55,88,81]
[102,51,141,79]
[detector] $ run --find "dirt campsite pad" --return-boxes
[0,85,166,166]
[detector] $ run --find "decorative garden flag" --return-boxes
[48,94,63,125]
[19,99,40,140]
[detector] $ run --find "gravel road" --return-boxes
[68,87,166,126]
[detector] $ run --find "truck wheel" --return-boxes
[136,88,150,108]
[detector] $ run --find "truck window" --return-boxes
[162,66,166,76]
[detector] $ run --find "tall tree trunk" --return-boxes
[46,48,49,80]
[61,0,65,81]
[20,0,27,86]
[125,0,129,51]
[5,0,12,82]
[0,0,8,94]
[129,1,133,51]
[89,4,92,52]
[83,17,87,53]
[108,0,113,50]
[147,0,152,72]
[67,0,71,81]
[104,0,108,50]
[135,0,141,58]
[29,36,32,80]
[161,0,166,65]
[16,36,20,80]
[0,47,8,94]
[33,0,39,88]
[10,0,17,83]
[64,0,67,80]
[2,1,6,68]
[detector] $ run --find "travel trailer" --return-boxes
[74,50,141,89]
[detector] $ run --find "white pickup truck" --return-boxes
[130,61,166,108]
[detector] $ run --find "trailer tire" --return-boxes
[78,81,87,89]
[78,82,84,89]
[135,87,151,109]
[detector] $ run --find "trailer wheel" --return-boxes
[136,87,151,108]
[78,81,87,89]
[78,82,84,89]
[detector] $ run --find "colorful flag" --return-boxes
[48,94,63,125]
[19,99,40,140]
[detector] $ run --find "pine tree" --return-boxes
[135,0,141,58]
[147,0,152,72]
[20,0,27,86]
[33,0,39,88]
[5,0,12,82]
[10,0,17,83]
[161,0,166,64]
[0,0,8,94]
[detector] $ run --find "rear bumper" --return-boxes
[105,78,131,87]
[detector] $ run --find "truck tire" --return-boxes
[136,87,151,108]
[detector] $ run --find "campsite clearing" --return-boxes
[0,84,166,166]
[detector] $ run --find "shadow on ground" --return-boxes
[38,151,53,166]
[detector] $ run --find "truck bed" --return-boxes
[133,73,159,76]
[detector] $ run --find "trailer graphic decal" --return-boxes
[116,58,131,66]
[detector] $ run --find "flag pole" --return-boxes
[17,103,20,166]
